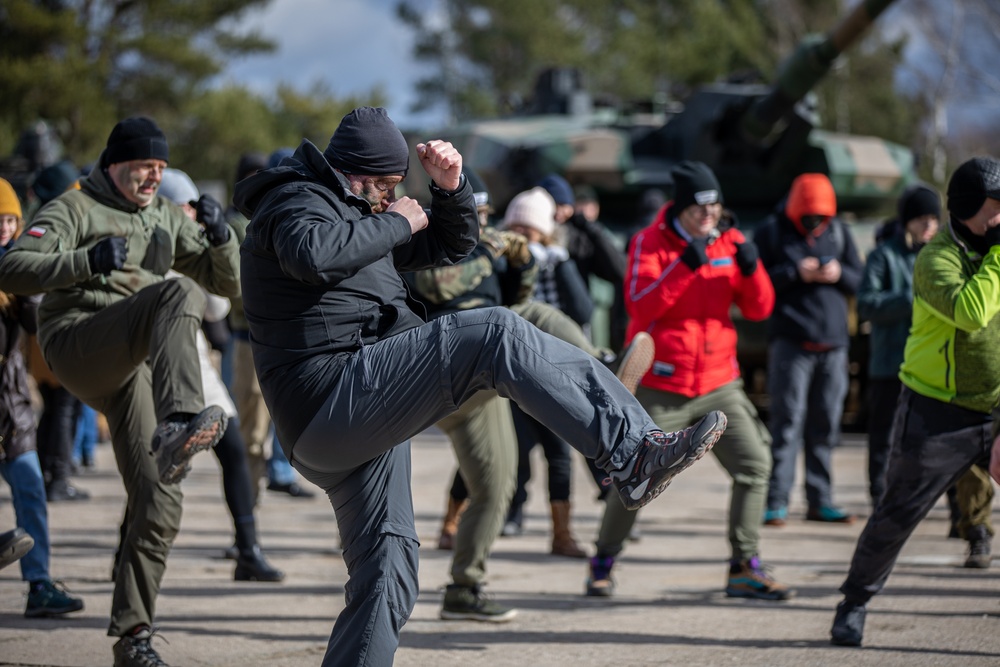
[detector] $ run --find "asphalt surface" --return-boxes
[1,430,998,666]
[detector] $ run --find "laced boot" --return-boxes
[151,406,227,484]
[964,524,993,569]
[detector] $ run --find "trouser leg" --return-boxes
[840,389,991,603]
[766,339,811,510]
[99,366,183,635]
[0,451,50,582]
[867,377,901,507]
[292,308,654,476]
[211,419,259,550]
[233,338,269,503]
[802,347,848,509]
[449,469,469,503]
[294,445,419,667]
[438,391,517,587]
[537,420,572,502]
[955,464,995,538]
[508,405,537,521]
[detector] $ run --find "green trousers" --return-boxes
[43,278,207,636]
[437,390,517,587]
[955,464,995,538]
[596,379,772,561]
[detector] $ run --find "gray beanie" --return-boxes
[323,107,409,176]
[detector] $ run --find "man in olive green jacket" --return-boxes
[0,117,240,667]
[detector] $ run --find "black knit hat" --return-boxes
[671,161,722,213]
[897,183,940,225]
[235,152,268,183]
[947,157,1000,220]
[103,117,169,167]
[323,107,409,176]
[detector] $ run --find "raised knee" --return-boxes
[162,276,207,317]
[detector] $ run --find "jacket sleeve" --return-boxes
[392,180,479,272]
[623,230,697,327]
[835,222,864,296]
[857,246,912,323]
[733,264,775,322]
[916,245,1000,333]
[170,211,242,299]
[756,220,801,295]
[264,186,412,285]
[0,199,92,295]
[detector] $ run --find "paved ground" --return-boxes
[1,431,998,666]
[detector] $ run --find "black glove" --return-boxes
[191,195,229,246]
[734,241,759,277]
[985,224,1000,248]
[680,237,709,271]
[87,236,127,276]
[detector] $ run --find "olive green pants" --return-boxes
[436,390,517,587]
[955,464,995,538]
[511,301,610,360]
[233,337,270,503]
[596,379,772,561]
[43,278,207,636]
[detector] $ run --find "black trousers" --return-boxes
[841,387,995,604]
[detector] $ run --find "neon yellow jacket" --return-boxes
[899,223,1000,414]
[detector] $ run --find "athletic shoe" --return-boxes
[615,332,654,395]
[585,556,615,597]
[605,410,726,511]
[830,599,867,647]
[24,579,84,618]
[763,507,787,526]
[806,506,855,524]
[964,525,992,569]
[440,584,517,622]
[151,406,228,484]
[725,556,794,600]
[0,528,34,571]
[113,627,168,667]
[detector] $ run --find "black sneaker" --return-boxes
[605,411,726,511]
[113,627,169,667]
[45,478,91,502]
[585,556,615,597]
[266,480,315,498]
[440,584,517,622]
[964,525,992,569]
[0,528,34,571]
[151,406,228,484]
[24,579,84,617]
[830,599,867,647]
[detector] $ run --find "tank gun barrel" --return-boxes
[741,0,899,143]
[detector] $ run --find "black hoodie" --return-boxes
[233,139,478,446]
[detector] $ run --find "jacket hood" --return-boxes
[233,139,352,218]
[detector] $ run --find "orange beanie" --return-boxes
[0,178,22,219]
[785,173,836,228]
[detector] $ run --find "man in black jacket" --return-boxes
[234,107,726,667]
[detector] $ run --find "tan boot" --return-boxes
[437,497,468,550]
[550,500,587,558]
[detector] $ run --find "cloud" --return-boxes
[219,0,444,128]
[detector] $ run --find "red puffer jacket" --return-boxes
[624,203,774,397]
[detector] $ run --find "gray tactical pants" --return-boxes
[289,307,655,667]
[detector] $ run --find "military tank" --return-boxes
[408,0,911,426]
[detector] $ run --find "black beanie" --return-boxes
[323,107,409,176]
[671,161,722,213]
[947,156,1000,220]
[103,117,169,167]
[897,183,941,225]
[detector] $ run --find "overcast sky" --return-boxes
[219,0,445,131]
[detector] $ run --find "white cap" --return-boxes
[500,187,556,238]
[158,168,199,205]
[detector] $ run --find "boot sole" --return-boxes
[0,532,34,571]
[158,407,228,484]
[620,410,727,511]
[616,332,655,395]
[24,599,84,617]
[439,608,518,622]
[234,568,286,582]
[725,586,795,601]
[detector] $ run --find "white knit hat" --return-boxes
[500,187,556,237]
[158,168,199,205]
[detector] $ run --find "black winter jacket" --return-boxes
[756,212,864,348]
[233,140,478,446]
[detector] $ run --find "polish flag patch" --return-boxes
[26,227,47,238]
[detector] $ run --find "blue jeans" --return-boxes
[0,450,50,582]
[267,428,296,486]
[766,338,848,510]
[73,404,99,465]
